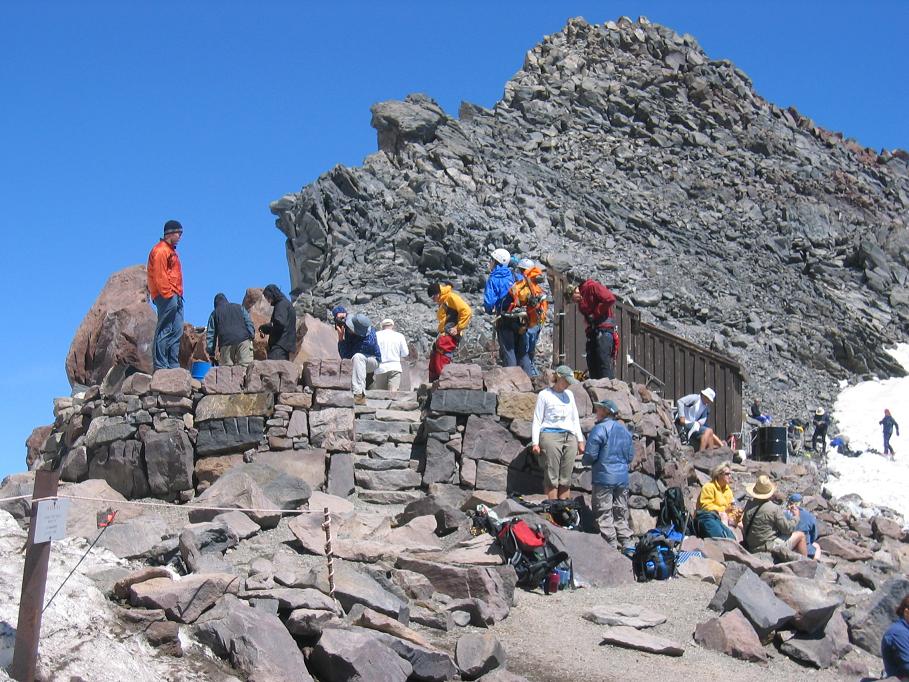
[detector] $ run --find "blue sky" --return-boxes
[1,2,907,478]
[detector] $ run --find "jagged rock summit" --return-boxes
[272,15,908,416]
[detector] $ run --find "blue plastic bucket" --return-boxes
[191,361,212,380]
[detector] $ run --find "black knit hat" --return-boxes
[163,220,183,235]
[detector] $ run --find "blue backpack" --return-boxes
[631,528,677,582]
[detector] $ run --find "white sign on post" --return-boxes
[33,499,70,543]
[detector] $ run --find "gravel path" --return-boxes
[433,578,880,682]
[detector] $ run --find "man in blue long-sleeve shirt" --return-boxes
[338,312,382,405]
[882,595,909,679]
[582,399,635,551]
[484,248,518,367]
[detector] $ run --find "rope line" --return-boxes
[5,493,323,516]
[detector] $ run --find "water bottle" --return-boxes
[544,570,560,594]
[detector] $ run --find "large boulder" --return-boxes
[763,573,843,634]
[129,572,240,623]
[455,633,506,680]
[66,265,157,386]
[599,625,684,656]
[194,594,313,681]
[722,568,795,638]
[143,429,194,496]
[294,313,342,364]
[778,607,851,669]
[693,608,766,662]
[461,416,524,466]
[87,440,149,499]
[848,577,909,654]
[308,627,411,682]
[187,472,282,528]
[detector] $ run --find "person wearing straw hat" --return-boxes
[582,398,634,551]
[532,365,585,500]
[373,318,409,391]
[741,474,808,556]
[811,407,830,454]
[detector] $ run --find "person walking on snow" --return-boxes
[147,220,185,371]
[259,284,296,361]
[881,409,900,459]
[572,279,618,379]
[582,399,634,551]
[427,282,472,382]
[206,293,255,367]
[338,312,382,404]
[484,248,518,367]
[373,318,408,391]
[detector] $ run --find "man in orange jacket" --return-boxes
[147,220,184,371]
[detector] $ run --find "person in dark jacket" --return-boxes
[582,399,634,550]
[882,594,909,679]
[484,248,519,367]
[881,409,900,459]
[811,407,830,454]
[750,398,771,425]
[338,312,382,404]
[259,284,296,361]
[572,279,618,379]
[206,293,255,366]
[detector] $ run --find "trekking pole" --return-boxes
[322,507,335,600]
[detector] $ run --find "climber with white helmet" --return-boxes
[484,248,519,367]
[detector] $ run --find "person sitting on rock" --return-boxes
[531,365,585,501]
[881,408,900,460]
[749,398,771,425]
[811,407,830,454]
[881,594,909,679]
[572,279,618,380]
[786,493,821,559]
[373,318,409,391]
[582,399,634,551]
[338,312,382,405]
[205,293,255,367]
[484,248,519,368]
[695,461,738,540]
[258,284,296,361]
[507,258,549,378]
[427,282,472,382]
[741,474,808,557]
[676,388,724,452]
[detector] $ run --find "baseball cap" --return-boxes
[593,399,619,414]
[554,365,578,384]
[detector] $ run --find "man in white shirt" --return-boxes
[373,318,409,391]
[531,365,585,500]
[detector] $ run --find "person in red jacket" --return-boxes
[147,220,184,371]
[572,279,618,379]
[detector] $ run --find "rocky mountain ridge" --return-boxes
[271,15,909,420]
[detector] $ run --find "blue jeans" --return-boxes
[497,323,519,367]
[153,295,184,370]
[518,326,541,377]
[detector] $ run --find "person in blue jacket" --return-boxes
[786,493,822,559]
[882,594,909,679]
[484,248,518,367]
[881,409,900,460]
[582,399,635,551]
[338,312,382,405]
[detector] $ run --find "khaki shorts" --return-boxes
[539,430,578,488]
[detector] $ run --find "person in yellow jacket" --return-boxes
[508,258,549,377]
[427,282,472,381]
[695,461,739,539]
[147,220,185,371]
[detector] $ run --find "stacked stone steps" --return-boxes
[352,388,426,504]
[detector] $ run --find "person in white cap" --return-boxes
[811,407,830,454]
[676,387,723,452]
[373,318,409,391]
[484,248,519,367]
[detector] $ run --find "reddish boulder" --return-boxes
[242,289,338,364]
[66,265,157,386]
[26,424,53,469]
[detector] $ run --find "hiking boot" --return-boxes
[354,394,367,406]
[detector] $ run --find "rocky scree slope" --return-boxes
[271,16,909,418]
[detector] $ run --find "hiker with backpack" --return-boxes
[571,279,618,379]
[741,474,808,557]
[532,365,585,501]
[582,399,635,552]
[506,258,549,377]
[484,248,519,367]
[695,461,739,540]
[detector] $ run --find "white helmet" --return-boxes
[517,258,535,270]
[490,248,511,266]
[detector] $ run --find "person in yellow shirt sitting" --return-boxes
[695,461,739,539]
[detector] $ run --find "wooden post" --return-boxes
[322,507,335,599]
[10,468,60,682]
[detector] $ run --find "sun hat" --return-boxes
[815,407,825,416]
[554,365,578,385]
[700,387,716,402]
[593,399,619,414]
[380,318,395,328]
[491,248,511,266]
[746,474,776,500]
[345,312,372,337]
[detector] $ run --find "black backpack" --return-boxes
[631,529,677,582]
[656,486,691,537]
[495,518,571,590]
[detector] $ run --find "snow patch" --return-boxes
[827,343,909,524]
